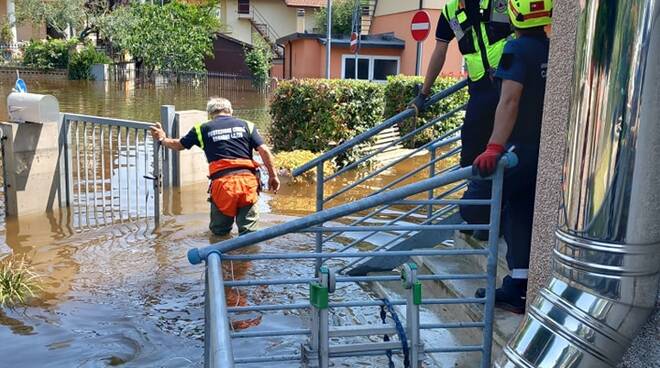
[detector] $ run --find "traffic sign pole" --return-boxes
[410,10,431,76]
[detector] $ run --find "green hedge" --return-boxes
[22,39,77,70]
[384,75,468,148]
[269,79,384,153]
[68,45,111,80]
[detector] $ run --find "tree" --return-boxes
[315,0,359,36]
[244,34,273,89]
[15,0,113,40]
[100,1,220,74]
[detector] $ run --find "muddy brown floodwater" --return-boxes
[0,77,457,367]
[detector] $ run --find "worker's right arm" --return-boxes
[150,122,185,151]
[256,145,280,193]
[421,41,449,95]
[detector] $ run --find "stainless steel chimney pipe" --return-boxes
[497,1,660,367]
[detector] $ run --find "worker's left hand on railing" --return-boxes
[268,175,281,194]
[150,122,166,142]
[473,143,506,177]
[408,84,429,115]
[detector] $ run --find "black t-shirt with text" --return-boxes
[180,116,265,163]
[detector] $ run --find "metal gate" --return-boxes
[60,113,162,228]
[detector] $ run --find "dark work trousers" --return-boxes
[460,78,500,168]
[459,144,540,273]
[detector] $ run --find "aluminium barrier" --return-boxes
[188,154,517,368]
[60,113,162,228]
[291,79,469,271]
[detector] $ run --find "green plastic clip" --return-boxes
[310,283,329,309]
[412,282,422,305]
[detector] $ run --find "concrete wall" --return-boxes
[528,0,659,365]
[174,110,210,187]
[0,121,61,216]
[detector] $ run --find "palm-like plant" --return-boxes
[0,256,41,307]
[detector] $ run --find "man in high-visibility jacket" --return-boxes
[151,97,280,236]
[411,0,512,167]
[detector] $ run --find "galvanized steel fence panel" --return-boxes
[60,113,162,228]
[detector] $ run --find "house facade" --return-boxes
[219,0,323,46]
[0,0,46,44]
[277,0,465,81]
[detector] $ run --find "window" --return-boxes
[341,55,400,82]
[344,58,370,80]
[238,0,250,14]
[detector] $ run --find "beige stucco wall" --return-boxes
[374,0,445,17]
[222,0,320,45]
[369,9,463,77]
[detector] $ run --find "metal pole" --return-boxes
[326,0,332,79]
[206,252,235,368]
[481,165,504,368]
[428,148,436,219]
[153,138,162,227]
[315,162,324,275]
[319,307,329,368]
[415,0,423,76]
[160,105,175,188]
[416,42,423,76]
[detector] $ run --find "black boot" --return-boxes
[475,276,527,314]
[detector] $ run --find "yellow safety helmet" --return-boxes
[508,0,553,29]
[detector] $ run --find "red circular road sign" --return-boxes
[350,32,359,54]
[411,11,431,42]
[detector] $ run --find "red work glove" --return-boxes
[473,143,506,177]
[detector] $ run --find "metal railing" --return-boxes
[188,154,517,367]
[292,79,469,269]
[60,113,162,228]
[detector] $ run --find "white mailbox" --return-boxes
[7,93,60,124]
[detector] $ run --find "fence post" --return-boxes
[315,162,324,275]
[58,113,73,208]
[481,165,504,368]
[160,105,175,188]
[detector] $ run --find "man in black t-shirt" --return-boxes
[151,97,280,236]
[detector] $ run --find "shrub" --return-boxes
[68,44,111,80]
[269,79,384,155]
[0,256,40,306]
[383,75,468,148]
[274,150,336,182]
[244,34,273,90]
[22,39,76,70]
[314,0,356,36]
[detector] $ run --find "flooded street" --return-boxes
[0,76,458,367]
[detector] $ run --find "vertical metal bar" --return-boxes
[206,252,235,368]
[153,138,161,227]
[310,306,320,365]
[160,105,175,188]
[83,122,90,228]
[407,280,421,368]
[319,307,329,368]
[481,165,504,368]
[91,125,98,225]
[135,129,140,218]
[144,130,149,219]
[117,126,123,221]
[315,162,324,275]
[325,0,332,79]
[59,114,73,208]
[109,126,115,223]
[126,127,131,219]
[428,148,436,219]
[75,121,82,228]
[100,126,107,225]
